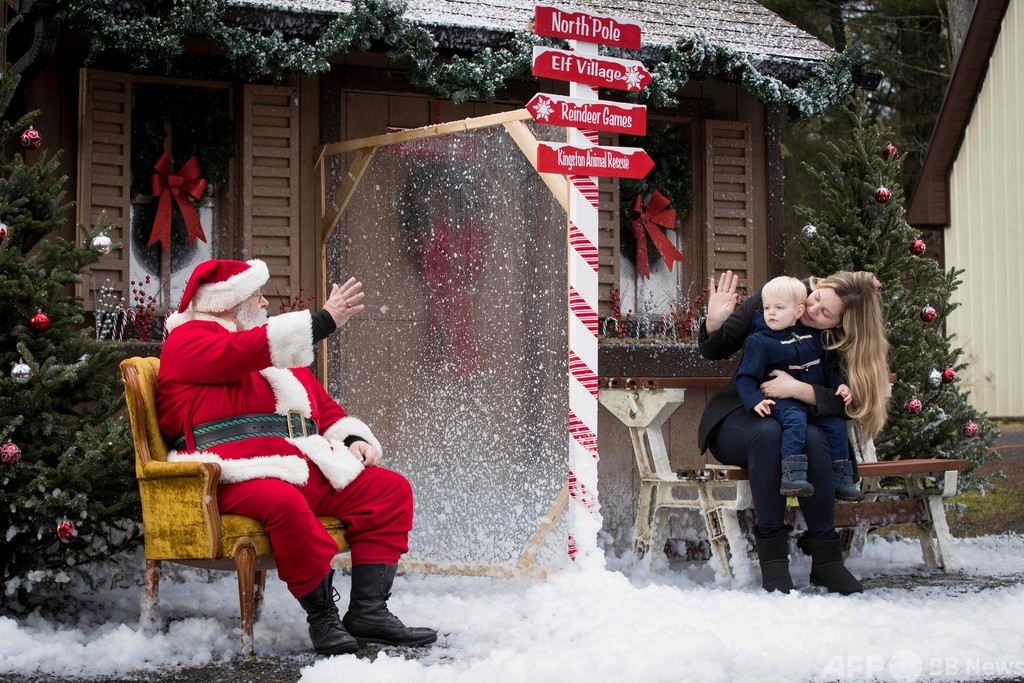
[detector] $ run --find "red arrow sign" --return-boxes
[527,94,646,135]
[537,143,654,179]
[534,5,642,50]
[532,47,652,92]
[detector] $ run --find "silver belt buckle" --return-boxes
[286,410,308,438]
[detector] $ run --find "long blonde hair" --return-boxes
[809,271,889,443]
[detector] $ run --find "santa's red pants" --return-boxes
[217,465,413,598]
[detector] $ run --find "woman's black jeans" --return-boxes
[708,407,839,540]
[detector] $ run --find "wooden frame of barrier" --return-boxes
[313,109,571,577]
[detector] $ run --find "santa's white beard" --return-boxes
[235,301,269,330]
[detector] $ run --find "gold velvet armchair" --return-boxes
[119,356,349,654]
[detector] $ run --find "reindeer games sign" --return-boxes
[530,4,652,563]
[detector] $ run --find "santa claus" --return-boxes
[158,258,436,655]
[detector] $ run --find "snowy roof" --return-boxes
[224,0,835,63]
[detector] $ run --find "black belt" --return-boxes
[173,411,318,451]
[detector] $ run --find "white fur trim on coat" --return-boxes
[267,310,314,368]
[166,450,310,485]
[289,435,364,490]
[192,259,269,314]
[323,417,383,457]
[259,367,312,417]
[165,311,237,334]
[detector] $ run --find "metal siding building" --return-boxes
[909,0,1023,417]
[947,0,1024,417]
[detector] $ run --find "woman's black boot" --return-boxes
[753,527,794,593]
[297,570,359,655]
[342,564,438,647]
[798,536,864,595]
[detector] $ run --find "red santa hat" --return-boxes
[165,259,269,332]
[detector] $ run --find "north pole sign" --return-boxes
[527,94,646,135]
[536,142,654,179]
[533,5,642,50]
[532,47,652,92]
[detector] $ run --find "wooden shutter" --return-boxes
[597,133,620,317]
[242,84,301,308]
[77,69,132,310]
[704,120,754,287]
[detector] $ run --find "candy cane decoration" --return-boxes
[565,39,603,566]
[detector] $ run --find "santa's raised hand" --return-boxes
[323,278,365,328]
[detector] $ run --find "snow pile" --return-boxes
[1,534,1023,682]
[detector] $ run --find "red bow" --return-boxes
[148,152,208,249]
[630,190,685,279]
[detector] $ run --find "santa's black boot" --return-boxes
[798,536,864,595]
[342,564,438,647]
[297,570,359,655]
[753,526,794,593]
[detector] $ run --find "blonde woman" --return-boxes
[697,270,889,595]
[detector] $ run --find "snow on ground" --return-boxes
[2,534,1023,683]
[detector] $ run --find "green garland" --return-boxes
[640,33,870,118]
[59,0,868,114]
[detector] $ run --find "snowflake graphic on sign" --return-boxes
[534,96,553,121]
[624,65,643,91]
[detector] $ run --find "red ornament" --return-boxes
[29,311,50,333]
[0,222,8,242]
[963,421,979,438]
[872,277,882,292]
[21,126,42,149]
[921,305,938,323]
[1,440,21,464]
[905,398,923,414]
[56,519,76,542]
[941,368,956,384]
[875,187,892,203]
[883,144,900,160]
[909,239,926,256]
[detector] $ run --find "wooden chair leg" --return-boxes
[234,540,258,657]
[253,570,267,624]
[142,559,160,627]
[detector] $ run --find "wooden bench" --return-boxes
[599,376,968,581]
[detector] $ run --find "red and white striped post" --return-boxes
[532,5,649,566]
[564,38,602,565]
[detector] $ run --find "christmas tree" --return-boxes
[0,50,140,608]
[797,95,997,483]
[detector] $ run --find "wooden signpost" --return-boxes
[531,48,652,92]
[536,142,654,179]
[530,4,650,566]
[526,94,646,136]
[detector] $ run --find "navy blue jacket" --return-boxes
[734,313,845,412]
[696,284,847,453]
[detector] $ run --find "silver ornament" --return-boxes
[12,362,31,384]
[91,234,112,255]
[928,369,942,387]
[802,224,818,238]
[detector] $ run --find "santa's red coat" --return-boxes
[157,310,378,489]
